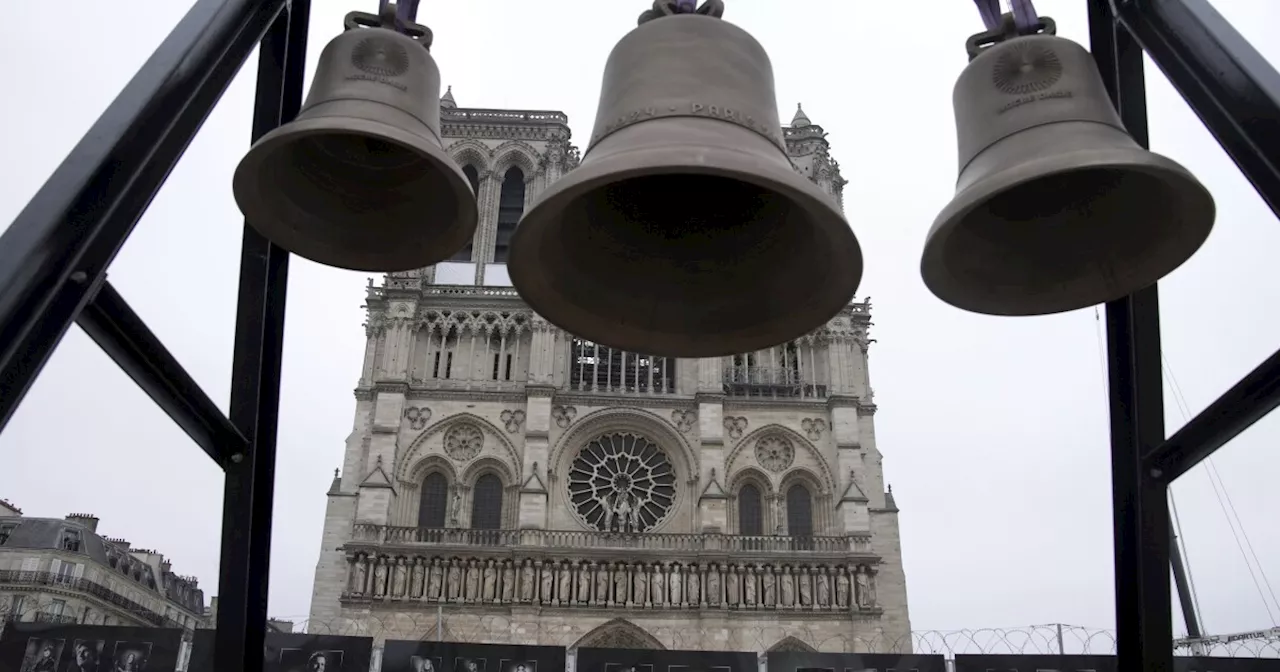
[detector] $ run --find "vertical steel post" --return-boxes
[1170,521,1203,638]
[1088,3,1174,671]
[212,1,311,671]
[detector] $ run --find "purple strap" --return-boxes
[676,0,697,12]
[972,0,1040,33]
[1010,0,1040,33]
[397,0,421,27]
[972,0,1001,30]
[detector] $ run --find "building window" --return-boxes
[81,607,92,624]
[447,165,481,262]
[738,484,764,536]
[492,166,526,263]
[470,474,504,530]
[59,528,81,552]
[48,599,65,617]
[10,595,25,620]
[418,472,449,528]
[786,483,814,538]
[0,523,16,545]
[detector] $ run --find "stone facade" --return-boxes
[307,93,911,654]
[0,503,207,636]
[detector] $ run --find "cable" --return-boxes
[1162,354,1279,626]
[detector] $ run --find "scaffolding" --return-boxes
[0,0,1277,670]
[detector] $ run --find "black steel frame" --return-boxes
[0,0,1276,669]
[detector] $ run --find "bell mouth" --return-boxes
[924,159,1215,316]
[514,172,850,357]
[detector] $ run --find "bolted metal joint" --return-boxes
[638,0,725,26]
[345,5,434,50]
[965,12,1056,61]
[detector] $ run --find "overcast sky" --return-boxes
[0,0,1277,645]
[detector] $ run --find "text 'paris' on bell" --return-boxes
[922,15,1215,316]
[507,0,863,358]
[233,9,477,272]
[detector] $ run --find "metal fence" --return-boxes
[251,615,1280,660]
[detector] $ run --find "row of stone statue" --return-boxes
[344,554,878,611]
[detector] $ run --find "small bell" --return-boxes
[507,1,862,358]
[233,8,477,272]
[922,14,1215,316]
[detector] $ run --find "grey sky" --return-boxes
[0,0,1277,640]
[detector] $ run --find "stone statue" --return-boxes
[651,563,665,606]
[501,561,515,602]
[836,569,851,608]
[780,569,795,607]
[578,563,592,602]
[392,557,407,597]
[372,558,388,597]
[614,496,633,533]
[465,560,480,601]
[558,562,572,603]
[817,568,831,607]
[614,562,629,603]
[762,567,776,607]
[540,561,554,603]
[669,564,683,605]
[483,560,497,601]
[706,564,720,605]
[855,568,872,608]
[634,565,649,605]
[410,559,425,598]
[450,488,462,526]
[726,565,740,606]
[686,564,700,605]
[595,564,609,603]
[744,566,757,605]
[351,555,367,595]
[447,560,462,601]
[629,502,642,533]
[602,498,615,533]
[427,559,442,600]
[520,560,535,602]
[798,567,812,607]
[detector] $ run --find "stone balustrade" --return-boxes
[349,525,873,556]
[339,553,879,614]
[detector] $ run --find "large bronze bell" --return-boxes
[922,16,1215,316]
[507,0,862,358]
[233,9,477,272]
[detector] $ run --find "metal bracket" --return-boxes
[346,4,433,49]
[965,12,1057,61]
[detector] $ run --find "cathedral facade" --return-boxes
[308,90,912,654]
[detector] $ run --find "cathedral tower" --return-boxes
[309,91,912,655]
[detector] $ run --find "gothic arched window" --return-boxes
[447,165,481,262]
[470,473,504,530]
[418,472,449,528]
[786,483,814,538]
[492,166,526,263]
[738,483,764,536]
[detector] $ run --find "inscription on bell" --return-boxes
[344,73,409,92]
[589,101,784,151]
[997,89,1074,115]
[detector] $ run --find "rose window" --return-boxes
[567,432,677,533]
[444,423,484,461]
[755,435,794,472]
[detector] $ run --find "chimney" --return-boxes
[105,537,131,550]
[65,513,99,532]
[0,499,22,517]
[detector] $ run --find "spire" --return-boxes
[791,102,811,128]
[441,85,457,109]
